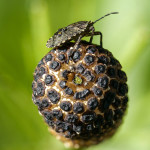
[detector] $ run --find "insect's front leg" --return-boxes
[74,35,83,50]
[94,31,103,48]
[88,31,103,48]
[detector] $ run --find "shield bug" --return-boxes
[46,12,118,49]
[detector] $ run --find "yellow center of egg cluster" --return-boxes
[74,75,82,85]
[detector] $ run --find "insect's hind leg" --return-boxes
[67,35,82,63]
[89,31,103,48]
[73,35,83,50]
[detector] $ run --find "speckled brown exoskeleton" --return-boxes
[46,12,118,49]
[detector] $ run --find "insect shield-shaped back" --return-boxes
[46,12,118,49]
[46,21,90,48]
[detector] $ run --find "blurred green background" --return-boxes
[0,0,150,150]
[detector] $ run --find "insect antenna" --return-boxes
[93,12,119,24]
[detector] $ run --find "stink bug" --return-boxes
[46,12,118,49]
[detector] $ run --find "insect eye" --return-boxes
[63,27,67,31]
[58,32,62,36]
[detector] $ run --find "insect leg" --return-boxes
[90,31,103,48]
[89,28,95,43]
[74,35,83,50]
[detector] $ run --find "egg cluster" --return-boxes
[32,41,128,148]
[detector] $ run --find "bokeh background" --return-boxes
[0,0,150,150]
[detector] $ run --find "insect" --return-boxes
[46,12,118,49]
